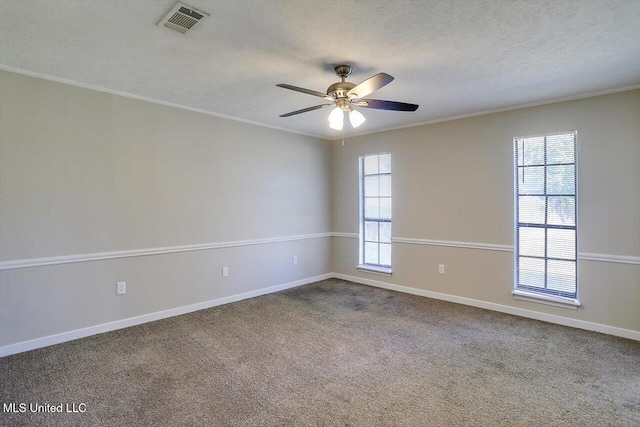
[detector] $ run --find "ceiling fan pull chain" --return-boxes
[342,127,345,146]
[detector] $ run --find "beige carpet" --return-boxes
[1,279,639,426]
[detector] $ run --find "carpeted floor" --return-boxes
[1,279,639,426]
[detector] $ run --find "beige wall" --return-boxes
[1,70,638,352]
[0,72,331,260]
[331,90,640,332]
[0,71,332,348]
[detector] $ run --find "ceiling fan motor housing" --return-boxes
[327,81,356,103]
[328,65,357,104]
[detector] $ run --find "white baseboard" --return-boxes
[332,273,640,341]
[0,273,332,357]
[2,270,637,357]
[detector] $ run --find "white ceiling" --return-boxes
[1,0,639,140]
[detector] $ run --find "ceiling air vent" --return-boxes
[157,2,209,34]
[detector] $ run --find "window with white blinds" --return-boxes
[359,153,392,273]
[515,132,577,299]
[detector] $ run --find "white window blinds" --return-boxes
[360,153,392,269]
[515,132,577,298]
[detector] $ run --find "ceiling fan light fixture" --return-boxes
[348,108,365,128]
[328,106,344,130]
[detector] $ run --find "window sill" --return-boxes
[512,290,581,310]
[357,265,392,276]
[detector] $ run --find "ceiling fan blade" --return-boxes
[277,84,333,100]
[347,73,394,99]
[356,99,419,112]
[280,104,333,117]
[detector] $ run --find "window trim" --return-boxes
[512,289,580,309]
[357,264,393,276]
[358,152,393,275]
[513,130,579,305]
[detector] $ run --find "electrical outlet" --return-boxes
[116,281,126,295]
[438,264,445,275]
[293,256,298,265]
[222,267,229,278]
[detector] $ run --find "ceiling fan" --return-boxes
[277,65,419,131]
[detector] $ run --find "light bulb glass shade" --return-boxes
[348,108,366,128]
[328,106,344,130]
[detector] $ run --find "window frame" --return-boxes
[358,152,393,276]
[513,130,580,308]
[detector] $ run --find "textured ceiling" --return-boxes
[1,0,639,140]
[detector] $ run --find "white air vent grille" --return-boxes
[158,2,209,34]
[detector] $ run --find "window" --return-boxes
[514,131,578,301]
[358,153,392,274]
